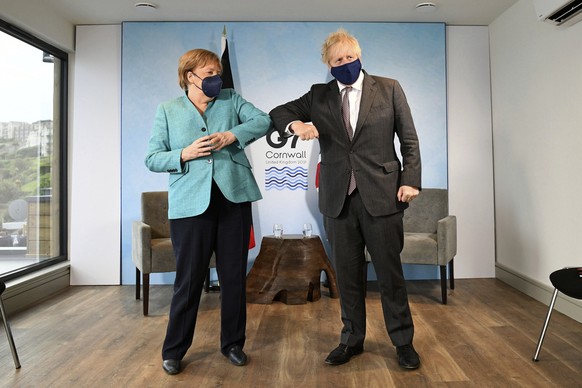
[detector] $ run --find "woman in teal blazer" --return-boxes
[145,49,271,375]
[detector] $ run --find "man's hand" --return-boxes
[397,185,420,203]
[291,122,319,140]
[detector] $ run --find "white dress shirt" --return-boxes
[337,70,364,134]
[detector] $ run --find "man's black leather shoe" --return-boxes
[226,345,248,366]
[325,344,364,365]
[162,359,181,375]
[396,344,420,369]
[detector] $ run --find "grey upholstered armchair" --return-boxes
[365,188,457,304]
[132,191,216,315]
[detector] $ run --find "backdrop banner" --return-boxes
[121,22,447,285]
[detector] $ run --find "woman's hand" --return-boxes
[207,131,236,151]
[180,135,215,162]
[180,132,237,162]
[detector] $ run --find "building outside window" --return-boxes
[0,21,67,281]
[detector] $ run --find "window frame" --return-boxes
[0,19,68,282]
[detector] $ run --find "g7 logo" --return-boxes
[266,130,299,149]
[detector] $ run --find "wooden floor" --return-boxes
[1,279,582,387]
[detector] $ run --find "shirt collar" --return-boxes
[336,70,364,92]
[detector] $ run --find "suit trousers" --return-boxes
[162,182,251,360]
[324,189,414,348]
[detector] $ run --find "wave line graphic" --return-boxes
[265,166,308,191]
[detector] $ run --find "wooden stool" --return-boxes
[246,235,338,304]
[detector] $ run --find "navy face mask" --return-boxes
[330,58,362,85]
[193,73,223,98]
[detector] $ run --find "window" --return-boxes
[0,20,67,281]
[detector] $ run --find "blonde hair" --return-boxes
[321,28,362,65]
[177,49,222,91]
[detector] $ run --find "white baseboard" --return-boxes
[496,263,582,323]
[3,261,581,325]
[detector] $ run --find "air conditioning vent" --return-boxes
[534,0,582,27]
[548,0,582,23]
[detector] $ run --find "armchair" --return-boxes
[132,191,216,315]
[365,188,457,304]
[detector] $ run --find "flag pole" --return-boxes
[219,25,253,247]
[221,25,227,55]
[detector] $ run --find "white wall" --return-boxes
[67,24,495,284]
[69,25,121,285]
[447,26,496,279]
[0,0,74,52]
[490,0,582,286]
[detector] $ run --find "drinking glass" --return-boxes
[302,223,312,238]
[273,224,283,238]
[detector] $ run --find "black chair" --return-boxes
[533,267,582,361]
[0,281,21,369]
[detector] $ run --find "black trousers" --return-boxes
[324,190,414,348]
[162,182,251,360]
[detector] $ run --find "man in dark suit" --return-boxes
[269,29,422,369]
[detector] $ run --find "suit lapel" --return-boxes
[181,95,207,129]
[325,81,352,142]
[353,72,377,142]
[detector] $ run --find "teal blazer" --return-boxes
[145,89,272,219]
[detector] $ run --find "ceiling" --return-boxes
[43,0,519,26]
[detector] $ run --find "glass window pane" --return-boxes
[0,30,63,276]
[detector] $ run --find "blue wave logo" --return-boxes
[265,166,308,191]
